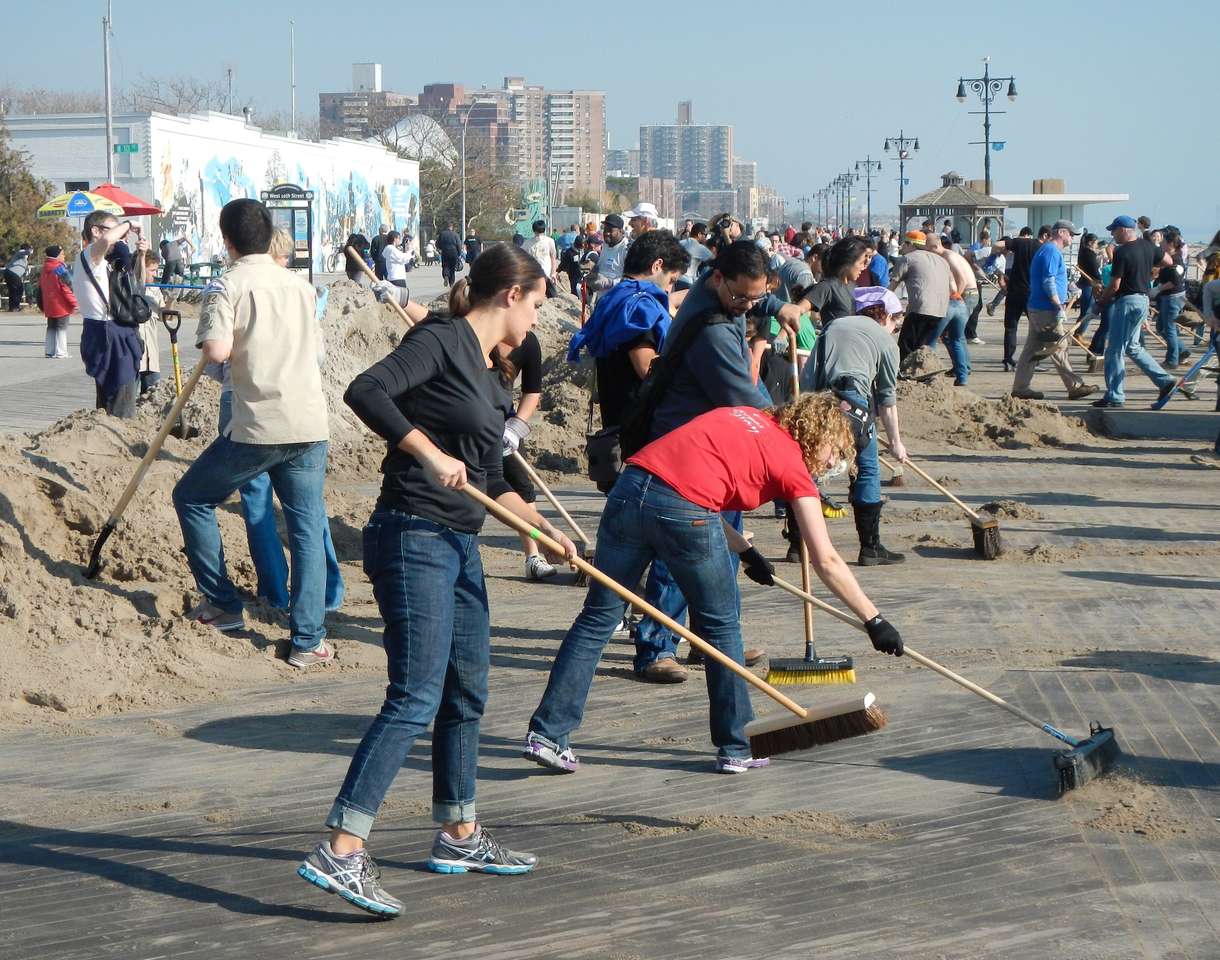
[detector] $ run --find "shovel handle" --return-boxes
[161,308,182,340]
[510,450,592,549]
[878,451,982,522]
[464,483,810,720]
[346,245,416,329]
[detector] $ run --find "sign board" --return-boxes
[169,205,192,226]
[261,183,314,281]
[113,143,139,154]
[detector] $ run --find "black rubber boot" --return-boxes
[854,502,905,566]
[783,513,802,563]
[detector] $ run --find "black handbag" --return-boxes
[80,252,154,328]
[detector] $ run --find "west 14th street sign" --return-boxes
[113,143,139,154]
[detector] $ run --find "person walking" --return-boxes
[523,219,559,297]
[4,243,33,311]
[437,222,463,286]
[522,392,906,777]
[296,244,575,917]
[992,228,1040,370]
[463,228,482,265]
[1010,220,1097,401]
[381,231,412,288]
[38,245,76,359]
[931,239,977,386]
[1153,227,1190,368]
[888,231,951,359]
[1075,233,1102,327]
[1093,216,1177,409]
[172,199,333,665]
[370,224,391,280]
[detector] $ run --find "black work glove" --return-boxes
[865,615,903,656]
[739,546,775,586]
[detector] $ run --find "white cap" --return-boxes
[624,201,660,221]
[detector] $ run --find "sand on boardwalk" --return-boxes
[592,810,895,848]
[1066,772,1200,839]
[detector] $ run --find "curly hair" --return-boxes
[770,392,855,473]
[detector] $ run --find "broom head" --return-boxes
[1053,723,1119,794]
[746,692,885,759]
[970,518,1002,560]
[766,654,856,686]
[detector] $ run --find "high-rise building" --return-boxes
[639,102,734,217]
[606,147,640,177]
[319,63,416,140]
[733,158,757,219]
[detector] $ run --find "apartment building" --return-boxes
[318,64,415,140]
[639,102,734,216]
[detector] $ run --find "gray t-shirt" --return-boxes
[891,249,951,318]
[800,314,899,408]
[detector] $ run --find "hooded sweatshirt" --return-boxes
[39,257,78,318]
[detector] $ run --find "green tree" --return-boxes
[0,122,73,260]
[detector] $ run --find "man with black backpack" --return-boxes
[74,212,151,418]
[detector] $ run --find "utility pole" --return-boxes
[854,157,882,233]
[884,130,919,208]
[289,20,297,136]
[956,57,1018,197]
[227,68,234,114]
[102,0,114,183]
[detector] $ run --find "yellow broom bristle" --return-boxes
[765,668,857,686]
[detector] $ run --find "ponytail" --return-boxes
[448,277,473,317]
[448,242,544,317]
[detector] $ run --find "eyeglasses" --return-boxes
[721,279,766,306]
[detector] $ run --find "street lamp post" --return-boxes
[840,172,858,233]
[459,97,495,239]
[854,157,882,233]
[883,130,919,208]
[797,195,811,223]
[955,57,1017,197]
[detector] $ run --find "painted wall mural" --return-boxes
[150,118,420,272]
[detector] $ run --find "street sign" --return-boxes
[169,205,192,225]
[113,143,139,154]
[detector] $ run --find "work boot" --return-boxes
[638,658,688,683]
[686,646,765,667]
[782,515,802,563]
[854,502,905,566]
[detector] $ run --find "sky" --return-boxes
[8,0,1218,239]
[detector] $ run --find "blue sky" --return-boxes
[9,1,1218,238]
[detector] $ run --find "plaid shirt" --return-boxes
[774,241,801,260]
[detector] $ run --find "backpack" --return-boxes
[80,253,154,328]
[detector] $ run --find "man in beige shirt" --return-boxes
[172,198,334,668]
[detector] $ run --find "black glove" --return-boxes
[865,615,903,656]
[739,546,775,586]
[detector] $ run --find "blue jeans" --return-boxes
[635,509,742,672]
[217,394,343,611]
[531,468,753,757]
[327,511,488,838]
[837,386,881,506]
[1102,295,1173,405]
[172,433,329,651]
[931,297,971,385]
[1088,301,1112,355]
[1076,284,1095,330]
[1157,293,1186,366]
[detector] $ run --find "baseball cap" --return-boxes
[1052,219,1081,235]
[624,202,660,221]
[853,286,904,316]
[602,213,625,229]
[904,230,926,246]
[1106,215,1137,231]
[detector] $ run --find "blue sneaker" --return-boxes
[523,731,579,773]
[297,841,402,917]
[715,755,771,775]
[426,827,538,875]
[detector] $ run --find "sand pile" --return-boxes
[1067,773,1197,839]
[898,378,1096,449]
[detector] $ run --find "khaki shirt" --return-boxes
[196,254,329,444]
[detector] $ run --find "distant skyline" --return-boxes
[8,1,1218,237]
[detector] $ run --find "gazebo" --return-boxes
[899,171,1005,243]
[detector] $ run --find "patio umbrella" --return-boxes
[92,183,161,216]
[36,190,124,220]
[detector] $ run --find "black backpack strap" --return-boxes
[78,252,110,314]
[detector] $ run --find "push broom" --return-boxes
[464,484,885,758]
[879,450,1001,560]
[766,340,855,686]
[510,450,595,586]
[770,575,1119,792]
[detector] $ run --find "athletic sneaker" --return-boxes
[288,638,336,669]
[427,826,538,875]
[715,755,771,775]
[525,555,557,580]
[522,730,579,773]
[185,600,244,633]
[968,337,986,345]
[297,841,403,917]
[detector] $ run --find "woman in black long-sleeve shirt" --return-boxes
[297,244,575,918]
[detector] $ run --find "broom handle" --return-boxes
[510,450,592,549]
[789,340,816,660]
[878,451,983,522]
[346,245,416,329]
[105,360,206,526]
[464,483,810,719]
[770,574,1072,739]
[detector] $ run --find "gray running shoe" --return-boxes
[297,841,403,917]
[523,731,579,773]
[185,600,244,633]
[715,755,771,775]
[427,827,538,875]
[288,639,335,669]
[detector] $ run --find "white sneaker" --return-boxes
[185,600,245,632]
[525,555,557,580]
[968,337,986,345]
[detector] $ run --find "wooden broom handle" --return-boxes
[770,574,1058,735]
[346,245,416,329]
[878,451,983,522]
[788,338,816,656]
[104,360,206,526]
[463,483,810,719]
[510,450,592,548]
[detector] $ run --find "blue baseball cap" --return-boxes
[1105,215,1137,231]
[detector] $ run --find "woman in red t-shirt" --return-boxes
[523,393,905,775]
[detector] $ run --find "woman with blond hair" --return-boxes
[522,391,906,777]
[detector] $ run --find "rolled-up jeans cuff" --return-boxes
[325,801,376,841]
[432,799,476,824]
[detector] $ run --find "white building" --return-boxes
[4,111,420,272]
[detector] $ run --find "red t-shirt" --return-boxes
[627,407,819,512]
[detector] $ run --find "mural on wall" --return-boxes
[151,125,420,273]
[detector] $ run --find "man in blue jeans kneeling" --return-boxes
[172,198,334,668]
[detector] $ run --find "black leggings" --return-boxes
[1002,289,1029,365]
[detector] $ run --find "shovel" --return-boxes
[161,309,200,440]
